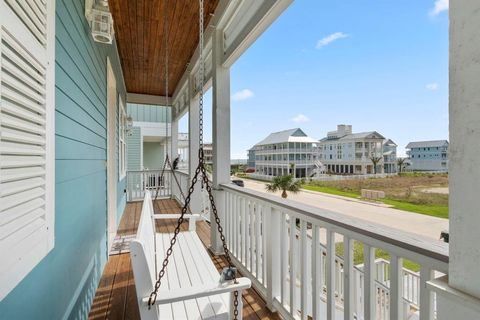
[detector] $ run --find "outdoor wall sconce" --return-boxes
[126,115,133,135]
[85,0,115,44]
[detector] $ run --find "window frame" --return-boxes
[118,96,127,180]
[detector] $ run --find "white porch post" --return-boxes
[171,116,179,199]
[188,93,202,214]
[211,27,231,255]
[429,2,480,319]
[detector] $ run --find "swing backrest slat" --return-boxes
[130,191,159,319]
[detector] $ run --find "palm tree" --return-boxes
[265,175,302,198]
[397,158,409,173]
[369,154,383,174]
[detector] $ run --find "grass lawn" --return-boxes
[383,199,448,219]
[302,178,449,219]
[302,185,359,199]
[335,241,421,272]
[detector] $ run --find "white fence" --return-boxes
[126,170,173,201]
[220,183,448,320]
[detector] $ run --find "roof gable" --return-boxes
[406,140,449,149]
[255,128,316,146]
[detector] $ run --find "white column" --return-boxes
[171,117,178,160]
[211,27,231,254]
[188,94,202,214]
[449,0,480,297]
[171,117,179,199]
[430,3,480,319]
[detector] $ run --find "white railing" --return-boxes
[171,170,211,220]
[220,183,448,320]
[126,170,173,201]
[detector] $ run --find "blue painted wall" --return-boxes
[0,0,126,319]
[127,103,171,123]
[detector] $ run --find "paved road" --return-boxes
[242,179,448,241]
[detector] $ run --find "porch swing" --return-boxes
[129,1,251,319]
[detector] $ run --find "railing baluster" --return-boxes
[390,254,404,320]
[227,192,231,248]
[266,206,280,310]
[300,220,308,320]
[250,201,255,273]
[344,236,354,320]
[289,216,297,316]
[420,267,434,320]
[241,197,246,264]
[256,202,261,280]
[326,230,336,320]
[281,212,287,307]
[364,244,376,320]
[246,199,251,271]
[263,205,267,285]
[312,225,320,320]
[236,194,241,258]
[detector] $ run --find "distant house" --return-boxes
[247,148,256,169]
[383,139,398,173]
[318,125,388,174]
[252,128,319,178]
[406,140,449,172]
[203,143,213,165]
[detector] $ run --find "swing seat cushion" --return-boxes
[130,192,245,319]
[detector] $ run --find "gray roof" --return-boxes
[255,128,317,146]
[406,140,449,149]
[383,139,397,146]
[320,131,385,142]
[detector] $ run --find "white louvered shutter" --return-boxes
[0,0,55,299]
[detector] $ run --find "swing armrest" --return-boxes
[142,277,251,306]
[152,214,203,231]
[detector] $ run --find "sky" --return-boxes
[179,0,449,158]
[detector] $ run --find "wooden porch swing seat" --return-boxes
[130,191,251,319]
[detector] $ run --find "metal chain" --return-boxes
[164,0,169,144]
[198,0,204,148]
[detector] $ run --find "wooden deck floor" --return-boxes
[88,199,281,320]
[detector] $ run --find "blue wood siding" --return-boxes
[0,0,126,318]
[127,103,171,122]
[127,127,142,171]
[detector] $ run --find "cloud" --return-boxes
[232,89,254,101]
[429,0,448,16]
[316,32,349,49]
[291,114,310,123]
[426,83,439,91]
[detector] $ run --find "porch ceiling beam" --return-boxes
[126,93,172,106]
[171,0,292,121]
[221,0,293,68]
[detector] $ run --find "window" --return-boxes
[119,97,127,180]
[0,1,55,299]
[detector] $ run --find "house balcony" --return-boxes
[95,170,448,320]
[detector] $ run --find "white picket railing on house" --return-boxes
[126,170,173,201]
[220,183,448,320]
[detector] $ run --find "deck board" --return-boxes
[88,199,281,320]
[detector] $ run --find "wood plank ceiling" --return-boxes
[108,0,219,97]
